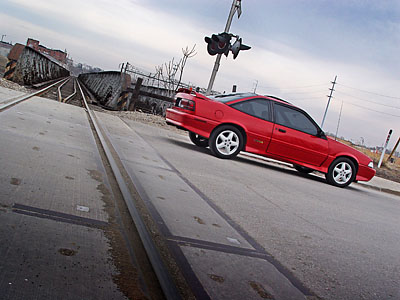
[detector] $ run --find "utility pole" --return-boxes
[321,75,337,129]
[334,100,343,141]
[253,80,258,93]
[206,0,242,95]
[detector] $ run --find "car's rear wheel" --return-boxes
[209,125,243,159]
[294,165,314,174]
[189,132,209,147]
[326,157,356,187]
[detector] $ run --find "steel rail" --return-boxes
[63,78,77,103]
[57,78,70,102]
[76,79,181,300]
[0,77,69,112]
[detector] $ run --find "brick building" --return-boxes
[26,38,67,63]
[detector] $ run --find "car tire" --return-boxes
[189,132,209,147]
[209,125,243,159]
[325,157,356,188]
[294,165,314,174]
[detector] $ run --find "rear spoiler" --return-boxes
[176,88,209,100]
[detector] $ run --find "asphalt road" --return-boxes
[124,119,400,300]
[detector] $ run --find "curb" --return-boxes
[356,182,400,197]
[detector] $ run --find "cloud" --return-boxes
[8,0,209,59]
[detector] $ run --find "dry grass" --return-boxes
[334,138,400,183]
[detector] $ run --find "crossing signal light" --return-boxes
[205,33,251,59]
[205,35,218,56]
[205,33,232,56]
[230,37,251,59]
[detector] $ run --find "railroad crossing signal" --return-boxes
[204,32,250,59]
[205,0,248,95]
[230,36,251,59]
[205,33,232,56]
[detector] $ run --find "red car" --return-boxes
[166,89,375,187]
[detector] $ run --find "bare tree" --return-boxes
[175,44,197,92]
[122,44,197,95]
[164,57,180,92]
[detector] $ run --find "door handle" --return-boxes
[278,128,286,133]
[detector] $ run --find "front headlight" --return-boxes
[368,161,374,168]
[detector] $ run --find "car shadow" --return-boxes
[161,137,211,155]
[233,155,327,185]
[164,136,328,185]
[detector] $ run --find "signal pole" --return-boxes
[321,75,337,129]
[206,0,242,95]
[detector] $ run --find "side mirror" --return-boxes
[317,129,326,139]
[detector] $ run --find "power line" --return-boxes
[337,83,400,100]
[346,102,400,118]
[256,83,327,90]
[278,89,327,95]
[289,96,325,101]
[336,91,400,110]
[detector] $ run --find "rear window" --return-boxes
[231,99,272,121]
[209,93,257,103]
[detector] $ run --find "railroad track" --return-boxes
[0,78,181,299]
[33,76,80,104]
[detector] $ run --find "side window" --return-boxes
[274,104,318,135]
[231,99,271,121]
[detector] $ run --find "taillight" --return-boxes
[177,98,195,111]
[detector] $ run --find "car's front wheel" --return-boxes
[326,157,356,188]
[209,125,243,159]
[189,132,209,147]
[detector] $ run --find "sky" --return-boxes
[1,0,399,149]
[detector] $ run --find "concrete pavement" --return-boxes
[0,92,149,299]
[95,111,310,300]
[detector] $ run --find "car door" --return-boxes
[267,103,328,166]
[230,98,274,154]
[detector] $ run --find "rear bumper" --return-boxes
[165,108,218,138]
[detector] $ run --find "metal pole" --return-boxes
[253,80,258,93]
[321,75,337,129]
[206,0,240,95]
[378,129,393,168]
[334,100,343,141]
